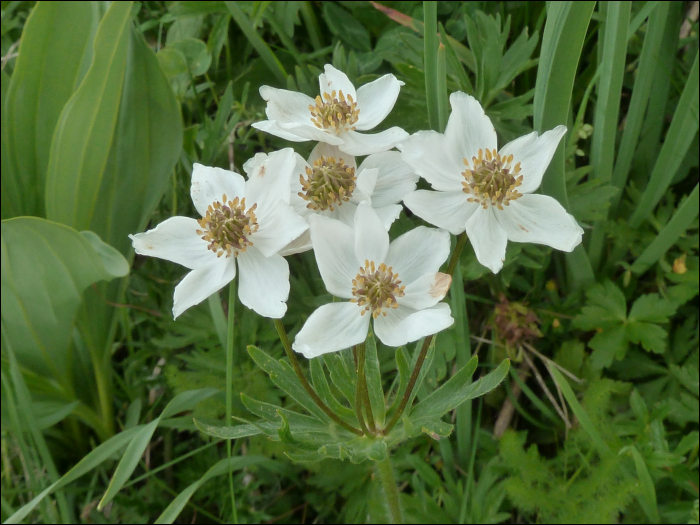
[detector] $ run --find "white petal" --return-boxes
[356,167,378,196]
[259,85,316,126]
[237,248,289,319]
[397,131,463,192]
[385,226,450,283]
[318,64,357,101]
[373,204,402,230]
[398,273,452,310]
[465,206,508,273]
[309,214,357,298]
[339,128,408,156]
[403,190,475,235]
[173,258,236,318]
[251,203,308,257]
[293,302,370,358]
[358,151,418,207]
[191,164,246,216]
[278,230,312,256]
[498,125,567,194]
[354,201,389,265]
[279,122,346,145]
[335,200,358,226]
[308,142,357,170]
[289,153,311,217]
[444,92,497,163]
[374,303,454,347]
[252,120,313,143]
[244,148,295,209]
[355,74,403,131]
[495,194,583,251]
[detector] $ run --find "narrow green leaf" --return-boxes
[630,53,699,227]
[548,366,610,455]
[310,357,354,419]
[588,1,632,269]
[437,43,449,133]
[247,345,329,422]
[225,1,287,84]
[388,347,410,415]
[631,184,700,274]
[155,456,281,524]
[534,1,595,287]
[193,418,267,440]
[424,1,439,131]
[623,446,660,522]
[325,351,357,410]
[4,426,143,524]
[4,1,102,218]
[610,2,669,211]
[98,388,218,509]
[364,330,385,426]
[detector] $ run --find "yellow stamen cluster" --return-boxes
[462,148,524,210]
[196,195,259,258]
[350,260,406,318]
[299,156,356,211]
[309,90,359,133]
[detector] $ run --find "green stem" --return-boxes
[274,319,364,436]
[384,232,467,434]
[355,343,376,433]
[226,279,238,524]
[376,455,403,524]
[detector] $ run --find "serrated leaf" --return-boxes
[627,321,667,354]
[628,294,677,323]
[240,394,331,434]
[574,281,627,330]
[193,418,267,440]
[589,324,629,369]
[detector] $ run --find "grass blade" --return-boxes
[631,184,699,274]
[225,1,287,84]
[624,445,661,522]
[587,1,631,270]
[424,1,439,132]
[533,1,596,287]
[630,52,699,228]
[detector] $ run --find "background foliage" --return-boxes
[1,1,698,523]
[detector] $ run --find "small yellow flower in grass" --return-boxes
[400,92,583,274]
[292,202,454,358]
[253,64,408,156]
[129,149,307,319]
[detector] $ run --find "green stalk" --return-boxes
[424,1,439,131]
[226,279,238,524]
[376,455,403,524]
[274,319,364,436]
[355,343,376,433]
[384,233,467,434]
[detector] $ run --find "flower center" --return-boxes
[462,149,524,210]
[350,260,406,318]
[196,195,259,258]
[309,90,359,133]
[299,156,356,211]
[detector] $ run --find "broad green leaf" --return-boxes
[155,456,284,524]
[573,281,627,330]
[628,294,677,324]
[98,388,218,509]
[418,419,454,440]
[588,324,628,369]
[1,218,127,385]
[4,1,102,218]
[169,37,212,76]
[364,330,385,426]
[156,46,189,78]
[627,322,667,355]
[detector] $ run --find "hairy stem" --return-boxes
[274,319,364,436]
[226,280,238,523]
[376,454,403,524]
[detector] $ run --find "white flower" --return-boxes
[252,64,409,156]
[400,92,583,274]
[129,149,307,319]
[243,143,418,255]
[292,201,454,358]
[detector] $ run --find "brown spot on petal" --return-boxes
[258,165,266,177]
[518,224,529,233]
[430,273,452,299]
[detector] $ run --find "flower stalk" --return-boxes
[376,454,403,524]
[384,232,467,434]
[226,279,239,523]
[273,319,364,436]
[355,343,376,434]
